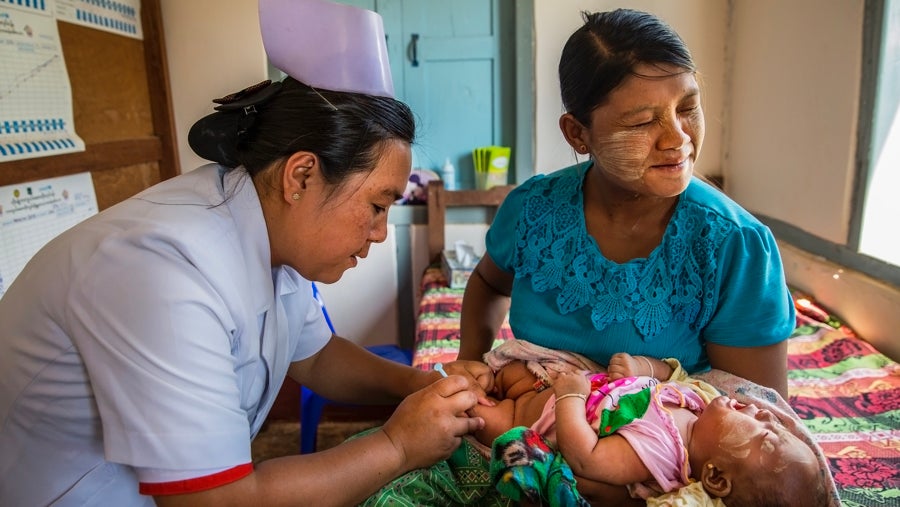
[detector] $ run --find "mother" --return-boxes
[460,9,795,404]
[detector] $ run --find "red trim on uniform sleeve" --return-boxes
[139,463,253,496]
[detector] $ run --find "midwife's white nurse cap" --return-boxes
[259,0,395,98]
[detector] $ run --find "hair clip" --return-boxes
[188,80,285,165]
[212,80,283,112]
[209,80,284,145]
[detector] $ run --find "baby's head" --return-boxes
[688,396,825,507]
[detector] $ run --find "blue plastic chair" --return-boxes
[300,284,412,454]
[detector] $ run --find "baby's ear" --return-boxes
[700,462,733,498]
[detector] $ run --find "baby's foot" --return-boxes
[607,352,645,380]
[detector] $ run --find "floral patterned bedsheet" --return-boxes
[789,296,900,506]
[411,267,900,505]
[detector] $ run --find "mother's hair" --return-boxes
[559,9,696,126]
[190,77,416,186]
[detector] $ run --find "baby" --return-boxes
[470,343,825,506]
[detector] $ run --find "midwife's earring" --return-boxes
[706,463,714,470]
[579,144,587,153]
[291,192,301,201]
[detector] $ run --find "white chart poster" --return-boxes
[0,3,86,162]
[0,172,98,298]
[55,0,141,40]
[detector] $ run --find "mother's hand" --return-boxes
[380,375,484,471]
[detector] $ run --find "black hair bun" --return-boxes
[188,80,283,166]
[188,111,241,166]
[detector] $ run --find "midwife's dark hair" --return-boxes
[188,77,415,186]
[558,9,695,125]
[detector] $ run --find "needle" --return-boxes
[434,363,448,378]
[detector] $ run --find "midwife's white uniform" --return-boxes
[0,164,333,506]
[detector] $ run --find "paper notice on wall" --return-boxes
[0,4,86,162]
[0,172,98,298]
[54,0,142,40]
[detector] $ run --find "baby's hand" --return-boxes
[441,360,496,406]
[607,352,643,380]
[553,370,589,396]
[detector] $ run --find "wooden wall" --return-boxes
[0,0,178,209]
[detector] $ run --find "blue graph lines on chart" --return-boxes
[0,54,59,102]
[76,0,139,35]
[82,0,136,18]
[0,118,76,156]
[0,0,49,13]
[76,7,137,34]
[1,118,68,134]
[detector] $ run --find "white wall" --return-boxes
[532,1,729,177]
[726,0,863,245]
[315,229,400,347]
[160,0,267,174]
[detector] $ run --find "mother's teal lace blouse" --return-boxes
[486,162,795,373]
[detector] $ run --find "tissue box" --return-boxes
[441,249,478,289]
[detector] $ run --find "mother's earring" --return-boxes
[579,144,587,153]
[291,192,301,201]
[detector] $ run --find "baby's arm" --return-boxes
[552,371,653,485]
[607,352,673,381]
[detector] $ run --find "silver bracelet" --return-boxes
[555,393,587,403]
[640,356,655,379]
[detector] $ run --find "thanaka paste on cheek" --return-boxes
[684,109,705,157]
[594,130,649,182]
[717,412,752,459]
[759,439,785,471]
[772,431,816,473]
[685,107,704,134]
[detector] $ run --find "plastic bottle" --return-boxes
[441,158,457,190]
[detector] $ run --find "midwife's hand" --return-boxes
[380,375,484,471]
[442,360,495,405]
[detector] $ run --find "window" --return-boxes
[767,0,900,288]
[855,0,900,266]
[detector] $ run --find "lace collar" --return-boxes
[511,164,732,340]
